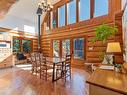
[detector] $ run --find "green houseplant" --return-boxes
[92,24,118,63]
[92,24,118,43]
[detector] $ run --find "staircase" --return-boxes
[0,54,13,68]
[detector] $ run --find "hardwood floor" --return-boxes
[0,64,90,95]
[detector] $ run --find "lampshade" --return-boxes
[106,42,121,53]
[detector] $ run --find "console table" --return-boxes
[86,69,127,95]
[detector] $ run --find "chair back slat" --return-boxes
[65,54,71,65]
[30,53,36,64]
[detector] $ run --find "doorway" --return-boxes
[52,37,86,65]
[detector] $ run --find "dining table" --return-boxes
[45,57,66,82]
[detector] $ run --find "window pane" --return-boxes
[94,0,108,17]
[58,5,65,27]
[67,0,76,24]
[52,10,57,28]
[53,40,60,57]
[22,40,31,53]
[79,0,90,21]
[74,38,84,59]
[62,39,70,57]
[13,39,21,52]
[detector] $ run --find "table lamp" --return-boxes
[106,42,121,65]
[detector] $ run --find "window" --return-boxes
[22,40,31,53]
[58,5,65,27]
[52,10,57,28]
[13,38,32,53]
[74,38,84,59]
[13,39,21,52]
[94,0,108,17]
[79,0,90,21]
[67,0,76,24]
[53,40,60,57]
[24,25,36,34]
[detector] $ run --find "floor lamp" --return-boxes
[36,1,53,53]
[36,6,42,53]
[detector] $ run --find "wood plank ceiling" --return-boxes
[0,0,18,20]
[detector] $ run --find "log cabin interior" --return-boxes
[0,0,127,95]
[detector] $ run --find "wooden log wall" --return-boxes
[33,38,38,52]
[114,11,124,64]
[0,27,38,68]
[41,0,123,65]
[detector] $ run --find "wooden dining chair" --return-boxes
[39,55,53,81]
[30,52,38,74]
[64,54,71,81]
[56,54,72,81]
[34,53,41,74]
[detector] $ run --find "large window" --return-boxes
[79,0,90,21]
[74,38,84,59]
[13,38,32,53]
[48,0,109,28]
[58,5,65,27]
[67,0,76,24]
[94,0,108,17]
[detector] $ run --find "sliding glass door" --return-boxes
[52,37,85,64]
[62,39,70,57]
[53,39,71,58]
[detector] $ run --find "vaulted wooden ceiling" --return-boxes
[0,0,18,19]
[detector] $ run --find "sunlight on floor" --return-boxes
[16,64,32,70]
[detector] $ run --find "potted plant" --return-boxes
[92,24,118,43]
[114,64,122,72]
[92,24,118,63]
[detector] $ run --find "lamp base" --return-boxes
[112,55,115,65]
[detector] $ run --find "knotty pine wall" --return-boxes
[41,0,123,65]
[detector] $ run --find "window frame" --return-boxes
[78,0,91,21]
[51,9,58,29]
[73,37,85,60]
[44,0,109,30]
[13,37,33,53]
[67,0,77,25]
[93,0,109,17]
[58,4,66,27]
